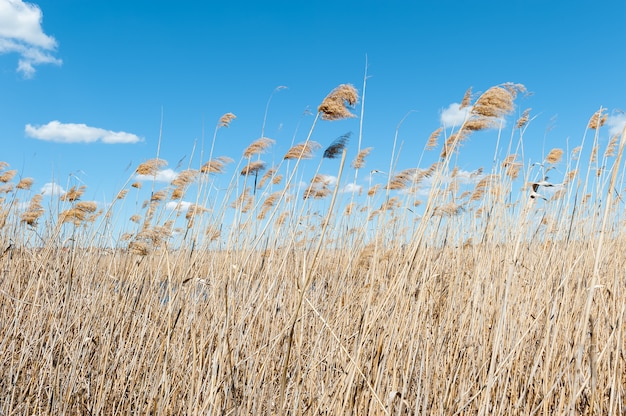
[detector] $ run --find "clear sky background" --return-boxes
[1,0,625,239]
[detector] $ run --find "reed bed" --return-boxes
[0,83,625,415]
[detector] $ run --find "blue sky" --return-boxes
[1,0,625,239]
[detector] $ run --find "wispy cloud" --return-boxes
[41,182,64,196]
[440,103,470,128]
[0,0,61,77]
[341,183,362,194]
[136,169,178,183]
[608,113,626,137]
[166,201,193,211]
[25,121,142,144]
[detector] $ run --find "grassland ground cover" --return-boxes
[1,83,625,414]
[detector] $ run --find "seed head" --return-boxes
[318,84,359,121]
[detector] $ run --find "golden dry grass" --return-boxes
[1,83,625,415]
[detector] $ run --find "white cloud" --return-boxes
[440,103,470,128]
[25,121,142,144]
[0,0,61,77]
[341,183,362,194]
[166,201,193,211]
[136,169,178,183]
[40,182,64,196]
[607,113,626,137]
[317,174,337,186]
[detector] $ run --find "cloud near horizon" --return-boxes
[40,182,64,196]
[608,113,626,137]
[440,103,470,128]
[0,0,61,77]
[135,168,178,183]
[25,121,143,144]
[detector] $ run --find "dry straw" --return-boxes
[318,84,359,121]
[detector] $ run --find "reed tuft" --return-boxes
[323,132,351,159]
[243,137,275,158]
[136,158,167,176]
[318,84,359,121]
[351,147,372,169]
[240,160,266,176]
[283,141,321,160]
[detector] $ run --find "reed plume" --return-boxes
[20,194,44,226]
[16,178,34,190]
[0,169,17,183]
[516,108,531,128]
[323,132,351,159]
[588,108,607,129]
[218,112,236,128]
[201,156,233,174]
[257,167,276,189]
[318,84,359,121]
[545,148,564,164]
[460,87,473,109]
[425,127,442,150]
[136,158,167,176]
[283,141,321,160]
[240,160,266,176]
[243,137,274,158]
[61,185,86,202]
[351,147,372,169]
[472,83,525,119]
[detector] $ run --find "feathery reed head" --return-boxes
[318,84,359,121]
[0,169,17,183]
[201,156,233,174]
[243,137,274,158]
[16,177,34,190]
[516,108,531,128]
[136,158,167,176]
[171,169,198,187]
[472,83,525,119]
[283,141,321,160]
[61,185,86,202]
[324,132,351,159]
[218,112,236,128]
[351,147,372,169]
[545,148,564,164]
[588,108,607,129]
[240,160,266,176]
[20,194,44,226]
[460,87,473,109]
[426,128,442,151]
[257,167,277,188]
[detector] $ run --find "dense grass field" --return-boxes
[1,84,625,415]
